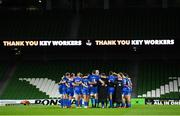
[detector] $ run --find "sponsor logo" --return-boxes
[145,99,180,105]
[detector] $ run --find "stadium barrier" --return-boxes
[0,98,145,106]
[145,98,180,105]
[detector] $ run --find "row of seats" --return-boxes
[137,62,180,98]
[0,10,179,39]
[0,79,48,99]
[78,13,179,39]
[19,78,60,98]
[0,11,73,39]
[138,77,180,98]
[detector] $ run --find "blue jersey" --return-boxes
[82,78,90,89]
[66,78,74,96]
[107,75,117,94]
[122,78,131,91]
[88,74,99,94]
[73,76,82,95]
[108,75,117,83]
[66,78,74,88]
[108,75,117,87]
[61,77,68,89]
[59,76,68,94]
[127,78,132,92]
[122,78,132,96]
[58,83,63,94]
[82,78,90,95]
[88,74,100,87]
[73,76,82,88]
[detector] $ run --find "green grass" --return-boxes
[1,105,180,115]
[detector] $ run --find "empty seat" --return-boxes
[156,88,160,97]
[165,84,170,93]
[146,91,151,98]
[173,80,178,92]
[160,85,165,95]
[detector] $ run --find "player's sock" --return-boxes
[84,102,88,108]
[116,103,119,107]
[61,99,64,108]
[59,99,62,107]
[68,99,71,107]
[87,101,89,107]
[84,102,87,107]
[84,102,86,107]
[80,99,82,107]
[67,99,69,107]
[93,99,96,106]
[75,100,79,107]
[121,102,125,107]
[95,99,98,107]
[110,100,113,108]
[105,101,108,107]
[65,99,68,107]
[102,101,104,108]
[91,98,94,107]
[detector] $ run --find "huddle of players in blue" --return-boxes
[58,70,132,108]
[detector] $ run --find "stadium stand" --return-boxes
[0,10,179,40]
[0,63,8,80]
[0,11,73,39]
[19,78,59,98]
[0,59,180,99]
[78,10,179,39]
[137,61,180,98]
[0,9,179,99]
[0,61,129,99]
[1,60,180,99]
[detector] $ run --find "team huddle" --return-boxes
[58,70,132,108]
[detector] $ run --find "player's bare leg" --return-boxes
[83,94,89,108]
[121,95,126,108]
[109,94,113,108]
[90,94,95,108]
[78,95,81,108]
[63,94,68,108]
[126,95,131,108]
[95,93,99,107]
[68,96,73,108]
[75,94,80,108]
